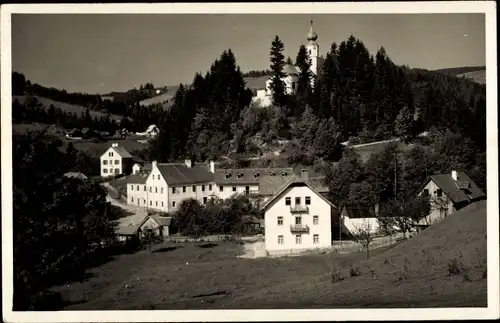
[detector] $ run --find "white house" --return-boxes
[100,143,134,177]
[261,172,336,256]
[251,20,322,108]
[416,170,486,228]
[136,124,160,138]
[126,159,216,213]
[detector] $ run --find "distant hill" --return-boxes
[433,66,485,77]
[456,69,486,85]
[13,95,123,122]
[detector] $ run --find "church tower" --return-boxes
[306,19,319,75]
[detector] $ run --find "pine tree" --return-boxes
[269,35,287,107]
[295,45,313,107]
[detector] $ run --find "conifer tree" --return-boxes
[269,35,287,107]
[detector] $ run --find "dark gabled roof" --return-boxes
[116,223,140,236]
[260,176,336,211]
[341,205,378,219]
[149,215,172,226]
[214,167,294,185]
[156,163,214,185]
[426,171,486,204]
[126,173,149,185]
[112,146,133,158]
[242,215,261,224]
[283,64,300,76]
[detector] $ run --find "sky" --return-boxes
[12,13,485,94]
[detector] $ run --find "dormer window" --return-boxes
[237,172,243,179]
[253,172,260,179]
[269,172,276,176]
[225,173,232,179]
[281,171,287,176]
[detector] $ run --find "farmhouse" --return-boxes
[416,170,485,228]
[136,124,160,138]
[63,172,88,181]
[252,20,323,107]
[261,171,336,256]
[126,159,216,213]
[99,143,134,177]
[116,214,172,242]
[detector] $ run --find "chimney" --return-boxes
[152,160,158,168]
[184,159,192,168]
[374,203,379,217]
[209,161,215,173]
[301,169,309,181]
[111,143,117,148]
[451,170,458,181]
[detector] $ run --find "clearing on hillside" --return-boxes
[53,201,486,310]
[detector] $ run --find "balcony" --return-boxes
[290,224,310,233]
[290,205,309,213]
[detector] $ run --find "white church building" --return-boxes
[252,21,322,107]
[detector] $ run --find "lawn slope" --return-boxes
[233,200,487,308]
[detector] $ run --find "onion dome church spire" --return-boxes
[307,19,318,42]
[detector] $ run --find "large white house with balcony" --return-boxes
[261,172,336,256]
[100,143,134,177]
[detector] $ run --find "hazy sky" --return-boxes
[12,13,485,94]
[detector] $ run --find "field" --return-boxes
[457,70,486,85]
[54,200,487,310]
[13,95,124,122]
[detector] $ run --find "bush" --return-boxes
[349,266,361,277]
[331,270,344,283]
[448,258,466,276]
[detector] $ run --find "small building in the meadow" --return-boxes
[416,170,486,228]
[261,172,336,256]
[340,204,383,237]
[99,143,134,177]
[116,214,172,242]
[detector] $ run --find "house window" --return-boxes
[232,186,236,192]
[109,152,113,157]
[103,169,108,173]
[193,186,196,192]
[109,160,112,165]
[277,216,283,225]
[114,160,119,165]
[131,197,134,202]
[313,215,319,225]
[182,186,186,193]
[155,187,158,193]
[436,189,443,197]
[158,175,161,181]
[209,184,212,191]
[114,169,119,174]
[131,185,133,191]
[295,197,301,205]
[219,185,224,192]
[295,216,302,225]
[136,185,139,191]
[278,235,284,245]
[144,185,146,191]
[203,197,207,204]
[285,197,291,205]
[305,196,311,205]
[109,168,113,174]
[313,234,319,244]
[172,201,176,207]
[150,201,152,206]
[295,235,302,244]
[172,187,176,194]
[202,185,206,192]
[161,188,164,194]
[156,201,158,207]
[149,187,152,193]
[423,189,429,196]
[103,160,108,165]
[152,175,155,180]
[161,202,164,207]
[143,199,146,204]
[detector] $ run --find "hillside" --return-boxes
[434,66,486,76]
[231,200,487,308]
[457,70,486,85]
[13,95,123,122]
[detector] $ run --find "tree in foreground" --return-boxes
[351,220,374,260]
